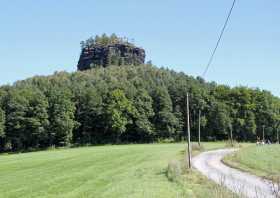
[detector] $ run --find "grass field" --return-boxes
[224,144,280,180]
[0,142,231,198]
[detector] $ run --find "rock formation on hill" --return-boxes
[77,34,145,71]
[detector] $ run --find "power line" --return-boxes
[202,0,237,78]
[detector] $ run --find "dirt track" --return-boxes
[192,148,276,198]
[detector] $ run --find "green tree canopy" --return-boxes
[0,107,5,138]
[106,89,136,142]
[48,87,77,146]
[0,64,280,151]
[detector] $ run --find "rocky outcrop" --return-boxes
[77,43,145,71]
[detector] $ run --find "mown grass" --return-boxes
[0,142,233,198]
[224,144,280,180]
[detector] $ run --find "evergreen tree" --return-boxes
[243,111,257,140]
[209,102,231,140]
[74,87,104,144]
[152,87,180,139]
[131,89,155,141]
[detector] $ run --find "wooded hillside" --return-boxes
[0,64,279,151]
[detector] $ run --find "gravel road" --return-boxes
[192,148,277,198]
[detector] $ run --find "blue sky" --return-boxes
[0,1,279,96]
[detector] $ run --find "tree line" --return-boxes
[0,64,280,151]
[80,33,135,49]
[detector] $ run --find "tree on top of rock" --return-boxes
[80,33,135,48]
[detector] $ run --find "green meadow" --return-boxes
[0,143,232,198]
[224,144,280,180]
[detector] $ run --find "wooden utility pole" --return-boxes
[198,109,201,147]
[262,125,265,142]
[186,93,192,168]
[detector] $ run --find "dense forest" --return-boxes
[0,63,280,151]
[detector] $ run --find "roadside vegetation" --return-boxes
[0,142,237,198]
[224,144,280,180]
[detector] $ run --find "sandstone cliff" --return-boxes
[77,43,145,71]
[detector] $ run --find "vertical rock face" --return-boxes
[77,43,145,71]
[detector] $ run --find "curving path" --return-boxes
[192,148,277,198]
